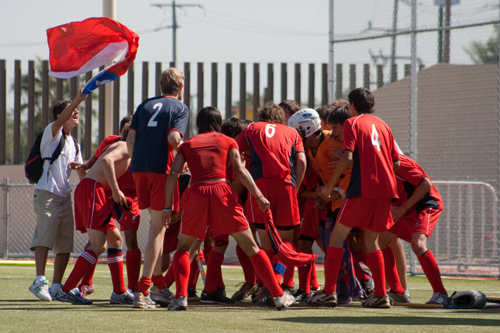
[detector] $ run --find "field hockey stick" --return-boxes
[486,296,500,304]
[196,254,206,285]
[393,302,443,309]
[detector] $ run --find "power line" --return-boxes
[151,1,203,64]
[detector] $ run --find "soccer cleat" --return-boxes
[231,282,259,301]
[306,290,338,307]
[388,290,411,304]
[56,288,93,305]
[281,283,298,296]
[273,292,296,310]
[49,283,63,300]
[251,286,265,303]
[78,283,95,297]
[426,292,449,305]
[201,288,236,304]
[360,278,375,299]
[29,278,52,301]
[168,296,188,311]
[293,289,312,304]
[132,292,156,309]
[362,294,391,308]
[110,290,134,304]
[150,286,174,307]
[188,288,199,300]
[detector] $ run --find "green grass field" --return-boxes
[1,262,500,332]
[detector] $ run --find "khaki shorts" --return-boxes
[30,189,74,254]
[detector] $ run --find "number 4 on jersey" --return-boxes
[371,124,381,151]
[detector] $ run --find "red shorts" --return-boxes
[389,207,442,243]
[300,201,327,240]
[250,177,300,227]
[115,197,141,231]
[181,181,249,240]
[337,197,393,233]
[133,172,180,211]
[74,178,116,234]
[163,220,181,253]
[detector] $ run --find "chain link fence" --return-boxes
[329,0,500,278]
[1,178,498,277]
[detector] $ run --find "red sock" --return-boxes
[173,251,190,298]
[188,256,199,290]
[418,250,447,294]
[138,276,152,296]
[152,274,166,289]
[310,261,319,290]
[63,249,98,293]
[107,248,126,294]
[236,245,256,285]
[352,252,370,282]
[382,247,404,294]
[298,250,313,294]
[263,249,282,284]
[204,244,214,262]
[80,245,96,286]
[164,265,175,288]
[205,250,225,293]
[250,250,282,298]
[365,250,387,298]
[125,249,141,292]
[324,247,344,294]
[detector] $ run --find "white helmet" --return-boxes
[288,108,322,138]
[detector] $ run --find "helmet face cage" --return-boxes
[287,108,321,138]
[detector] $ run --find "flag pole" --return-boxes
[103,0,116,138]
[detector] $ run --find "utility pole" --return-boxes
[152,2,203,65]
[390,0,399,82]
[443,0,451,63]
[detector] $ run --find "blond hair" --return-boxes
[160,68,184,95]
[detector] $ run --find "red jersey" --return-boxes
[177,131,238,184]
[343,114,399,199]
[95,135,120,158]
[394,154,443,213]
[236,122,304,187]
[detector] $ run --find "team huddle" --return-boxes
[29,68,447,310]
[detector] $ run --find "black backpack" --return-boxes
[24,130,78,184]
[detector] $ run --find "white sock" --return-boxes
[35,275,46,283]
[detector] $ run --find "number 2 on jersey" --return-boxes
[148,103,162,127]
[371,124,381,151]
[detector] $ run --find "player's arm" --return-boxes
[319,150,352,200]
[52,89,87,136]
[393,159,400,173]
[126,130,136,159]
[230,148,270,212]
[391,177,432,222]
[168,130,183,151]
[163,153,186,227]
[294,152,307,192]
[101,143,130,207]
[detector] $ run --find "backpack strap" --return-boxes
[45,129,67,165]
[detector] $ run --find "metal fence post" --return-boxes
[1,178,9,258]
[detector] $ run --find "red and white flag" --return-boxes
[47,17,139,93]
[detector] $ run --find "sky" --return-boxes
[0,0,498,106]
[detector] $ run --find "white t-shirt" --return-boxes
[35,122,82,197]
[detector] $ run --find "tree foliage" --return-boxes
[464,28,499,64]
